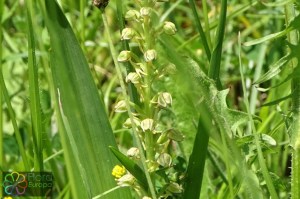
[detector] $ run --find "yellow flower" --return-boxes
[112,165,126,179]
[4,197,13,199]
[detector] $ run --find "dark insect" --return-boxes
[93,0,110,10]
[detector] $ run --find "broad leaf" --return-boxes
[42,0,131,198]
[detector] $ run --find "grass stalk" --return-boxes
[284,3,300,199]
[183,106,211,199]
[188,0,211,61]
[202,0,212,50]
[0,71,30,170]
[208,0,227,89]
[102,12,157,199]
[27,0,43,171]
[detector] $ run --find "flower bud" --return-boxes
[144,49,157,62]
[141,118,154,132]
[127,147,140,159]
[157,92,172,107]
[121,28,135,40]
[118,51,131,62]
[157,153,172,167]
[126,72,141,84]
[117,173,136,187]
[163,21,177,35]
[125,10,140,21]
[167,182,183,194]
[142,197,152,199]
[140,7,151,17]
[114,100,127,113]
[123,117,140,129]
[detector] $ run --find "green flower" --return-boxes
[141,118,155,132]
[126,72,141,84]
[157,92,172,107]
[140,7,151,17]
[127,147,140,159]
[125,10,140,21]
[144,49,157,62]
[114,100,127,113]
[118,51,131,62]
[121,28,135,40]
[163,21,177,35]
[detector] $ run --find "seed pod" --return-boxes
[93,0,110,10]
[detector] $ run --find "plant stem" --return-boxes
[102,12,157,199]
[188,0,211,61]
[285,3,300,199]
[208,0,227,89]
[27,0,43,171]
[202,0,212,50]
[142,6,155,164]
[0,71,30,171]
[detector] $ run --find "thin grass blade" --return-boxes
[26,0,43,171]
[183,106,211,199]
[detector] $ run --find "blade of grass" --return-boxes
[178,1,258,54]
[28,0,65,189]
[188,0,211,61]
[208,0,227,89]
[40,0,132,198]
[202,0,212,49]
[183,105,211,199]
[160,0,184,23]
[0,73,30,171]
[27,0,43,171]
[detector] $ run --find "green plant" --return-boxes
[1,0,298,198]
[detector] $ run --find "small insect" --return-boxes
[93,0,110,10]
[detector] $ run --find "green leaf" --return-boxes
[183,105,211,199]
[253,53,291,85]
[262,94,292,107]
[27,1,43,171]
[42,0,131,198]
[244,29,291,46]
[244,15,300,47]
[109,146,148,190]
[261,0,293,7]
